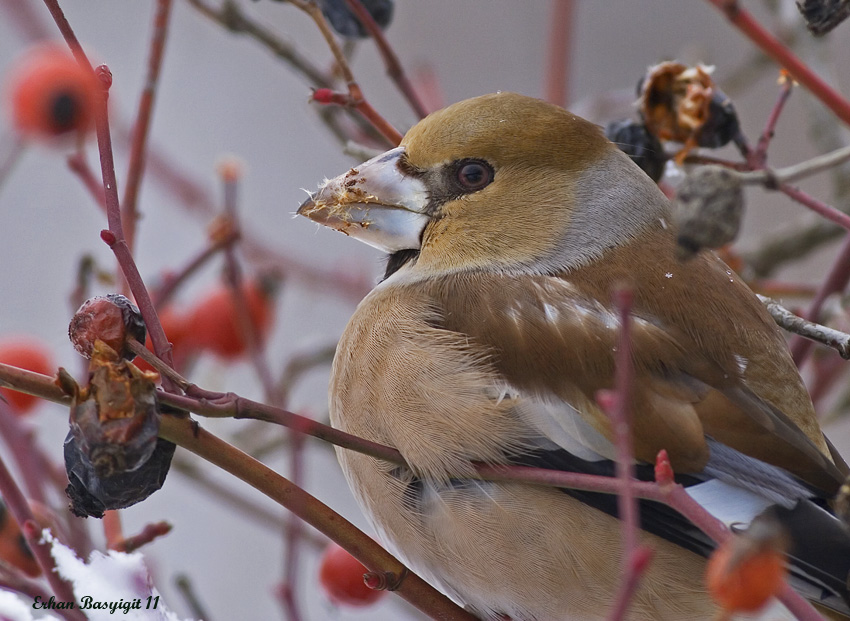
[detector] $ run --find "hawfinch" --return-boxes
[298,92,850,620]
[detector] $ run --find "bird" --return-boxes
[297,92,850,620]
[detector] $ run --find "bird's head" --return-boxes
[299,92,669,276]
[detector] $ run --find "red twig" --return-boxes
[103,510,124,550]
[779,183,850,232]
[292,0,403,145]
[312,88,403,145]
[152,232,237,309]
[544,0,575,107]
[606,546,655,621]
[0,454,83,620]
[605,288,640,573]
[342,0,428,118]
[88,67,178,394]
[751,72,794,168]
[122,0,175,254]
[39,0,94,72]
[790,232,850,365]
[706,0,850,127]
[67,150,107,212]
[279,430,306,621]
[112,520,172,553]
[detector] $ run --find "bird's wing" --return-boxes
[424,269,845,494]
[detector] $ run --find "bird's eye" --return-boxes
[455,160,493,192]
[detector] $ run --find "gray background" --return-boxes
[2,1,850,619]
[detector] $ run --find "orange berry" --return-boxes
[187,279,275,360]
[0,337,53,415]
[319,542,386,607]
[134,307,192,374]
[706,535,787,613]
[5,44,98,140]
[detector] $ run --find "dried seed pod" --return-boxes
[61,341,174,518]
[797,0,850,36]
[639,61,740,154]
[674,166,744,260]
[69,294,146,361]
[605,119,667,183]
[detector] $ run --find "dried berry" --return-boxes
[674,166,744,260]
[61,342,174,518]
[798,0,850,36]
[4,44,98,140]
[605,119,667,183]
[319,0,394,39]
[69,294,146,361]
[64,433,175,519]
[639,62,740,156]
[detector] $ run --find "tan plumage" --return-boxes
[299,92,850,620]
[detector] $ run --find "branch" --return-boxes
[544,0,576,108]
[705,0,850,127]
[121,0,175,254]
[342,0,428,118]
[759,294,850,359]
[0,453,82,620]
[157,414,478,621]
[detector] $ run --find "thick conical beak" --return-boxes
[297,147,430,253]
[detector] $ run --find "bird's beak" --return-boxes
[297,146,430,253]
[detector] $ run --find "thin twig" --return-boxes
[706,0,850,127]
[67,151,107,212]
[186,0,331,88]
[342,0,428,118]
[544,0,575,108]
[122,0,175,254]
[175,574,214,621]
[0,454,83,620]
[286,0,403,144]
[738,144,850,187]
[751,72,794,168]
[152,230,239,309]
[760,293,850,359]
[90,67,179,394]
[606,546,655,621]
[111,521,172,553]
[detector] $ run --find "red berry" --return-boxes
[187,279,275,360]
[134,307,192,374]
[5,45,98,140]
[319,542,386,607]
[0,337,53,415]
[706,536,786,613]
